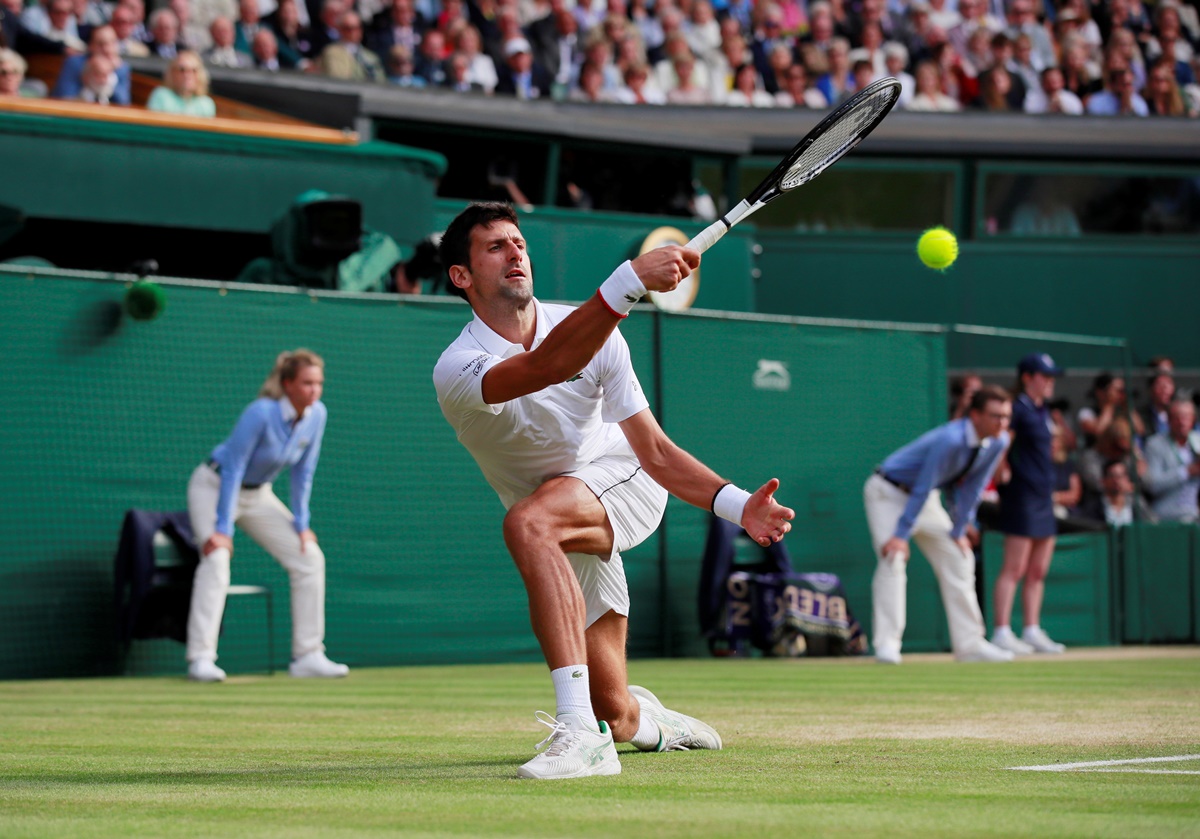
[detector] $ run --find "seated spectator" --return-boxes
[960,26,993,81]
[267,0,311,66]
[231,0,261,55]
[1050,424,1083,520]
[815,36,853,104]
[1086,62,1149,116]
[654,33,708,97]
[666,51,712,103]
[115,0,148,44]
[1144,2,1195,87]
[1059,35,1098,101]
[1145,56,1189,116]
[949,372,983,419]
[882,42,914,105]
[52,24,132,105]
[925,0,961,34]
[147,50,217,116]
[1078,416,1143,503]
[1003,0,1055,73]
[109,1,150,57]
[613,59,665,103]
[683,0,721,62]
[443,49,484,91]
[724,61,776,106]
[906,59,961,110]
[1024,66,1084,114]
[366,0,425,60]
[1143,398,1200,523]
[1141,370,1176,438]
[847,21,887,78]
[970,63,1016,111]
[251,27,287,70]
[76,53,117,103]
[0,48,43,97]
[946,0,1002,60]
[761,42,796,96]
[205,16,252,67]
[29,0,86,51]
[412,27,447,85]
[1106,28,1146,91]
[775,60,827,107]
[170,0,210,52]
[144,8,185,59]
[384,43,426,85]
[317,11,386,82]
[451,24,497,94]
[1078,459,1152,527]
[495,36,553,99]
[1078,372,1145,446]
[307,0,345,60]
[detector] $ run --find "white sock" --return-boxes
[993,625,1012,638]
[630,698,661,750]
[551,665,598,730]
[1022,625,1039,635]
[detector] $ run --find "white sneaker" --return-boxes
[187,659,226,682]
[874,645,902,665]
[516,712,621,780]
[628,685,723,752]
[956,640,1015,663]
[288,650,350,678]
[991,630,1035,656]
[1022,626,1066,654]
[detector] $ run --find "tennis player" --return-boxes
[433,202,794,780]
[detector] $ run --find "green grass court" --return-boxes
[2,648,1197,838]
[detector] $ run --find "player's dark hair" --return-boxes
[438,202,519,300]
[969,384,1011,413]
[1102,458,1126,478]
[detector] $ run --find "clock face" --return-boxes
[639,226,700,313]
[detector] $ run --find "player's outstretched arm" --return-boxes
[480,247,698,404]
[619,409,794,546]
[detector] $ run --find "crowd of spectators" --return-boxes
[955,357,1200,532]
[1,0,1197,115]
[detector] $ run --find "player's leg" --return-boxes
[991,535,1036,654]
[184,463,230,681]
[1019,536,1065,653]
[236,488,347,677]
[863,474,908,662]
[584,610,638,741]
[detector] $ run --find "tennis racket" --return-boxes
[686,77,902,255]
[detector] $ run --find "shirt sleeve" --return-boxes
[893,432,958,542]
[289,404,326,533]
[595,327,649,424]
[433,347,505,417]
[212,402,268,536]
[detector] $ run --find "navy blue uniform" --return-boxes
[997,393,1056,537]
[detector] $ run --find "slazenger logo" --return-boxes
[752,359,790,391]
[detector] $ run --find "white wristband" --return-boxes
[713,484,752,526]
[597,260,647,317]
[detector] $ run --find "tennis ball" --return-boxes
[124,281,166,321]
[917,227,958,271]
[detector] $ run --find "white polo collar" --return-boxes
[467,298,548,359]
[278,396,310,422]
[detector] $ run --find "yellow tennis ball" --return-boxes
[917,227,958,271]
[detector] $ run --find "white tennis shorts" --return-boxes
[563,452,668,628]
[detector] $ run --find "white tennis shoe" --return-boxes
[288,650,350,678]
[628,685,723,752]
[517,712,621,780]
[187,659,226,682]
[991,629,1035,655]
[956,639,1015,663]
[1022,626,1066,654]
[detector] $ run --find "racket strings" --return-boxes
[781,87,898,190]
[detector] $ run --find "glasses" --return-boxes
[985,411,1012,421]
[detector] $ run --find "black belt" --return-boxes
[875,468,912,494]
[207,459,264,490]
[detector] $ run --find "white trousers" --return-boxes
[186,464,326,663]
[863,473,987,656]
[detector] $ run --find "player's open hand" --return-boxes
[742,478,794,546]
[630,245,700,293]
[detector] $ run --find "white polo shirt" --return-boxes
[433,298,649,510]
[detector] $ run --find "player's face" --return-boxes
[283,364,325,411]
[464,221,533,305]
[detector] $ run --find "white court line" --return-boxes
[1011,754,1200,772]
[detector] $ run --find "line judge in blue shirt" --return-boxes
[864,384,1016,665]
[185,349,349,683]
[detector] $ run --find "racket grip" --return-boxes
[685,220,729,255]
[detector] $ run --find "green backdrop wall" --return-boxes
[0,267,948,679]
[755,234,1200,369]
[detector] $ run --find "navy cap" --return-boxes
[1017,352,1064,377]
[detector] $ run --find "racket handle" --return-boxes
[685,220,729,255]
[684,199,754,255]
